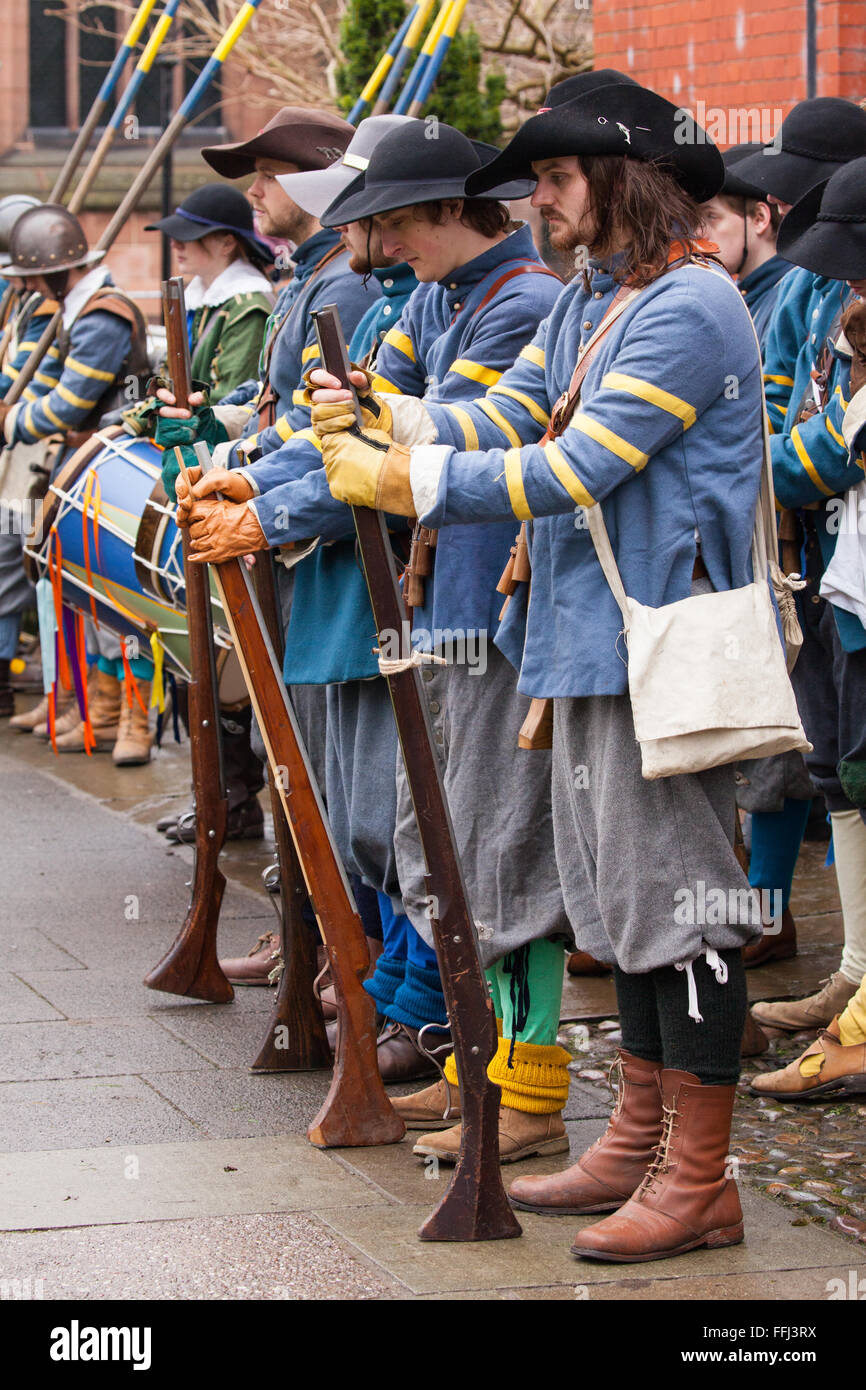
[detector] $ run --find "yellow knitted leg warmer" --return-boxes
[442,1018,502,1087]
[488,1035,572,1114]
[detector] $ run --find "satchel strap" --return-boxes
[547,286,640,439]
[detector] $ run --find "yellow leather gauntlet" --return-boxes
[322,426,416,516]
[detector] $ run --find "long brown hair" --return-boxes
[577,155,704,287]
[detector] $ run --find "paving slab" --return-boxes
[314,1185,866,1297]
[0,1211,402,1300]
[140,1067,334,1140]
[418,1265,866,1299]
[14,967,274,1021]
[0,972,65,1024]
[0,1075,202,1152]
[153,1008,304,1070]
[0,1135,391,1230]
[0,929,86,973]
[0,1017,216,1084]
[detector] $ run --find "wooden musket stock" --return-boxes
[193,442,403,1148]
[143,278,233,1004]
[312,303,521,1241]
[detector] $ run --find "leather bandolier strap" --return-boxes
[64,286,150,451]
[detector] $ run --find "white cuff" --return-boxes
[409,444,450,519]
[237,466,260,496]
[387,393,437,447]
[842,383,866,452]
[213,402,254,440]
[210,438,236,470]
[4,402,22,445]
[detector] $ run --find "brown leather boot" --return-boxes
[743,907,797,967]
[112,680,152,765]
[56,669,121,752]
[219,931,281,986]
[392,1078,462,1130]
[9,687,74,733]
[566,951,613,976]
[749,1017,866,1101]
[571,1070,743,1263]
[508,1051,663,1214]
[376,1021,452,1083]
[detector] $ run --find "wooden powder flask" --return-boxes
[193,441,403,1149]
[248,549,331,1075]
[143,278,233,1004]
[312,303,521,1241]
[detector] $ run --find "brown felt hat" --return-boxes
[200,107,354,179]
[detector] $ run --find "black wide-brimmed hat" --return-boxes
[720,143,768,200]
[464,82,724,203]
[320,121,535,227]
[777,157,866,281]
[145,184,274,265]
[732,98,866,206]
[200,106,353,179]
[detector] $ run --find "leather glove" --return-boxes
[186,498,269,562]
[303,365,394,437]
[322,426,416,516]
[176,465,254,525]
[841,299,866,397]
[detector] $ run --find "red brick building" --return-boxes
[592,0,866,121]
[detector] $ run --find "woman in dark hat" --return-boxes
[147,183,275,402]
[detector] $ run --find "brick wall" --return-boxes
[593,0,866,124]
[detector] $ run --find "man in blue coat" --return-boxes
[313,81,767,1263]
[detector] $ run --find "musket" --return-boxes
[311,303,521,1241]
[248,548,331,1074]
[49,0,159,204]
[143,277,233,1004]
[4,0,268,409]
[191,440,404,1148]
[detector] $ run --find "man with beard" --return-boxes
[312,79,766,1262]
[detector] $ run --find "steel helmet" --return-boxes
[4,204,105,277]
[0,195,41,266]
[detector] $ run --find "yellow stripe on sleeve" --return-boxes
[601,372,697,429]
[301,344,320,363]
[764,374,795,387]
[503,448,532,520]
[370,373,401,395]
[825,413,846,448]
[568,412,649,471]
[477,399,521,447]
[449,358,501,388]
[65,355,114,382]
[444,405,478,451]
[34,371,57,388]
[294,428,323,453]
[382,329,415,362]
[790,426,835,496]
[292,390,307,407]
[544,440,595,507]
[489,384,549,429]
[275,416,294,442]
[57,383,98,410]
[40,398,67,431]
[518,343,545,370]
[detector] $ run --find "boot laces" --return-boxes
[418,1022,457,1121]
[638,1101,680,1196]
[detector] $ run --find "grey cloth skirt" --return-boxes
[393,641,573,968]
[735,750,814,813]
[325,676,401,900]
[551,694,761,973]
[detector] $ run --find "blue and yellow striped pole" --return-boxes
[348,4,418,125]
[392,0,452,115]
[408,0,467,116]
[69,0,184,214]
[372,0,436,116]
[50,0,159,203]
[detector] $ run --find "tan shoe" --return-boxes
[34,666,100,740]
[9,689,73,732]
[392,1078,462,1131]
[749,1017,866,1101]
[112,680,152,765]
[56,669,121,752]
[751,971,859,1033]
[571,1071,743,1263]
[219,931,281,986]
[413,1106,568,1165]
[509,1051,663,1214]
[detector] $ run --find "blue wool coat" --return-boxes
[0,292,63,401]
[248,223,562,650]
[763,268,865,651]
[738,254,793,350]
[220,229,380,461]
[417,258,766,698]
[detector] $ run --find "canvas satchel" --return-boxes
[582,269,811,780]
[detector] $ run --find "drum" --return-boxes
[24,427,245,700]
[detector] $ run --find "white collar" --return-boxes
[62,264,113,329]
[184,261,274,311]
